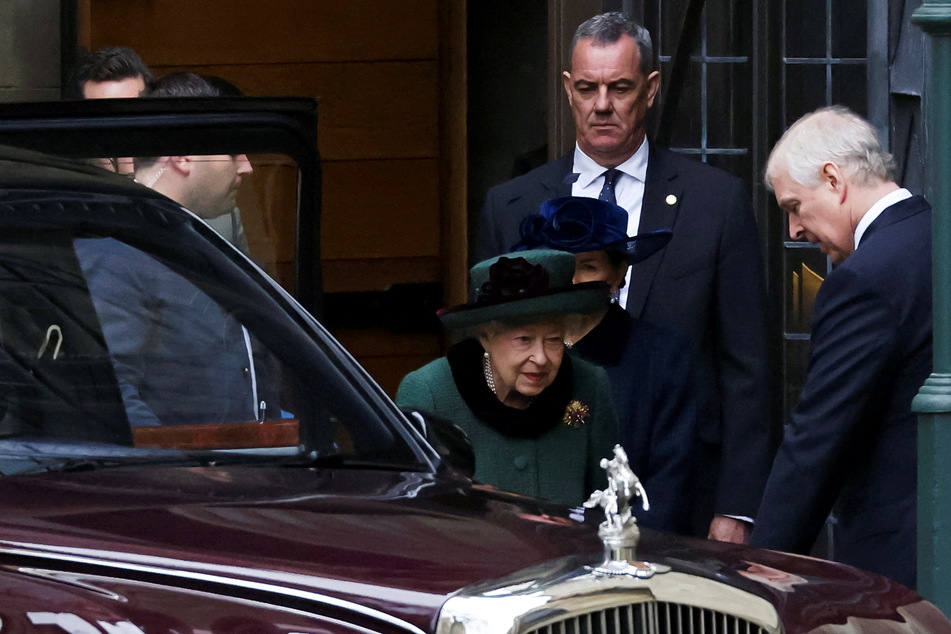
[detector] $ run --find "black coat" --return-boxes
[571,304,698,534]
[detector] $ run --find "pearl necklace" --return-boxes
[482,352,497,395]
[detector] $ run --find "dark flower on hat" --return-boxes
[517,197,627,253]
[477,256,550,303]
[563,400,590,428]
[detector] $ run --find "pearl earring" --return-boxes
[482,351,497,395]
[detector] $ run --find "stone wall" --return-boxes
[0,0,61,103]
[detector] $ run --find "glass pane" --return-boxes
[785,0,827,58]
[0,222,417,467]
[706,153,751,181]
[707,62,753,148]
[705,0,752,57]
[232,153,299,291]
[0,232,130,445]
[784,246,828,333]
[72,236,293,430]
[784,64,829,127]
[831,64,868,117]
[663,60,703,148]
[832,0,866,58]
[660,1,688,58]
[783,338,812,420]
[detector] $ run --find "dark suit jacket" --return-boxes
[571,304,698,534]
[74,237,277,427]
[476,144,773,521]
[751,195,932,589]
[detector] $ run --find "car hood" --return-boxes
[0,464,938,634]
[0,464,602,631]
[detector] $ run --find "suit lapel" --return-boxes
[627,145,684,318]
[547,153,574,199]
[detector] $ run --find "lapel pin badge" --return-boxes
[665,194,678,206]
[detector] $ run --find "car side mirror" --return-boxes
[402,408,475,478]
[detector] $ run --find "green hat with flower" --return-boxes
[437,249,610,329]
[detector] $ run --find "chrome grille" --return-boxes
[528,602,770,634]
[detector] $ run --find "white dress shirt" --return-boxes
[571,139,649,307]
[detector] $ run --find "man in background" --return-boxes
[752,106,931,589]
[70,46,152,175]
[71,46,152,99]
[475,12,772,543]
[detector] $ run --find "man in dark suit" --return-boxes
[751,106,932,589]
[475,12,772,543]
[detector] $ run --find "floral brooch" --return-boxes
[563,400,590,428]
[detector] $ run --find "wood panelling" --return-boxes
[84,0,463,392]
[438,0,469,306]
[336,329,440,359]
[150,61,439,161]
[361,353,439,398]
[133,420,299,449]
[334,329,441,397]
[88,0,439,65]
[322,257,439,293]
[321,158,439,261]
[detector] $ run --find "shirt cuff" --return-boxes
[720,514,754,525]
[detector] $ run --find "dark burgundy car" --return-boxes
[0,128,947,633]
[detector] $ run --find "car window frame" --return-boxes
[0,97,323,318]
[0,166,436,471]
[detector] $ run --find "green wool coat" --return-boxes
[397,353,618,507]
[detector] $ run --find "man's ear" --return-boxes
[562,70,574,104]
[167,156,192,176]
[820,162,848,202]
[645,70,661,108]
[820,162,841,185]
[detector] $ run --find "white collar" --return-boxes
[853,188,912,248]
[572,138,649,189]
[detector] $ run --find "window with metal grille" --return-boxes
[778,0,867,421]
[640,0,867,425]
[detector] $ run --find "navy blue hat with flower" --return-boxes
[437,249,609,329]
[514,196,672,264]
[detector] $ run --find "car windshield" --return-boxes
[0,162,425,475]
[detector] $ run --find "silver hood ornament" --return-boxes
[583,444,670,579]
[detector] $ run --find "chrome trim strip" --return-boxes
[14,567,387,634]
[0,542,427,634]
[435,559,782,634]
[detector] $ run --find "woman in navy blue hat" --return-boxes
[396,249,618,507]
[517,197,699,534]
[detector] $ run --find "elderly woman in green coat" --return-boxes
[397,249,617,507]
